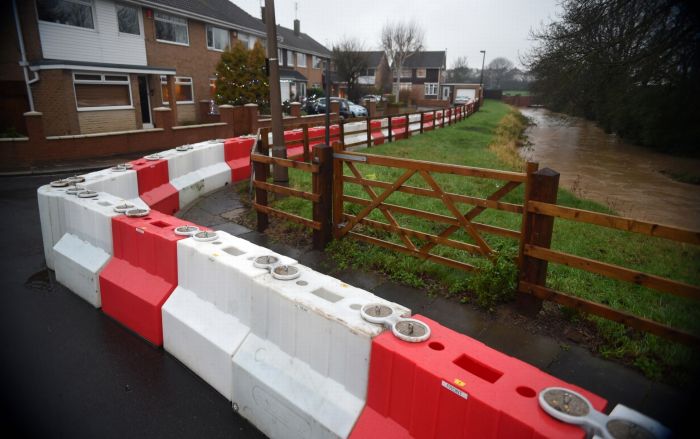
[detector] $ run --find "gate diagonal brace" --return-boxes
[417,170,493,256]
[339,168,416,237]
[345,162,417,252]
[418,180,520,257]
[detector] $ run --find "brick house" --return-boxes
[2,0,330,136]
[357,51,392,93]
[390,51,447,102]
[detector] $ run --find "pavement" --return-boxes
[0,173,695,438]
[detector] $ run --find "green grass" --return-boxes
[269,99,700,382]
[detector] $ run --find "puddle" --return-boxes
[520,108,700,230]
[24,268,54,293]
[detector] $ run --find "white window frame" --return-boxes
[278,48,283,66]
[206,25,229,51]
[37,0,96,31]
[115,3,141,36]
[160,76,194,104]
[287,50,294,67]
[297,52,306,68]
[73,71,133,111]
[424,82,439,96]
[400,68,412,78]
[312,56,323,69]
[154,11,189,46]
[416,68,426,78]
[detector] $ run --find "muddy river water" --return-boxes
[519,108,700,230]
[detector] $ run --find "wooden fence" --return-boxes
[250,102,700,346]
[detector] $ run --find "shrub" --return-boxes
[469,246,518,308]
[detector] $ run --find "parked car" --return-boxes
[303,95,323,114]
[314,97,352,119]
[349,103,368,117]
[361,94,382,103]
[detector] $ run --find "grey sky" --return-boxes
[234,0,560,69]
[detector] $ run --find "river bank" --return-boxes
[519,108,700,230]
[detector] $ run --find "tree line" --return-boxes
[526,0,700,154]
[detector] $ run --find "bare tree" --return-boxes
[381,20,425,103]
[332,38,368,102]
[447,56,471,83]
[486,57,514,89]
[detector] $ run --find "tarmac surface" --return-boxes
[1,174,696,438]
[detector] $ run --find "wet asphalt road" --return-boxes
[0,174,265,439]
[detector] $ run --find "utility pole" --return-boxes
[264,0,288,184]
[479,50,486,101]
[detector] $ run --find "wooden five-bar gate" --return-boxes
[250,106,700,347]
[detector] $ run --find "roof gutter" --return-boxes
[13,0,38,112]
[128,0,267,38]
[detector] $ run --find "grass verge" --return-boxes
[265,99,700,384]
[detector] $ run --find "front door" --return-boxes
[138,75,153,128]
[442,86,450,101]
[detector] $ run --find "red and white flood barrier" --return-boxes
[37,130,669,438]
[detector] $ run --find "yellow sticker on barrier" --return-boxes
[454,378,466,387]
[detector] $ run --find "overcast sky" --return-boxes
[234,0,560,69]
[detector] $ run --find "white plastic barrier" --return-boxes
[81,166,145,206]
[162,231,295,399]
[166,141,232,209]
[38,183,70,269]
[343,121,367,148]
[62,191,123,255]
[53,233,111,307]
[232,263,409,439]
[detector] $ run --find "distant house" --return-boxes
[2,0,330,136]
[357,51,391,92]
[273,20,331,102]
[391,51,447,101]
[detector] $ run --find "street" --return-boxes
[0,174,265,438]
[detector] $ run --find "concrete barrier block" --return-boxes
[53,233,110,307]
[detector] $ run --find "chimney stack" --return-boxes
[261,6,265,24]
[294,19,300,36]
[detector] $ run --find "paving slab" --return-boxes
[370,281,437,315]
[209,221,252,237]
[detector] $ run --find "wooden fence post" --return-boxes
[366,116,372,148]
[419,112,424,134]
[442,108,446,127]
[302,124,310,162]
[517,165,560,316]
[312,144,333,249]
[339,119,346,149]
[387,116,393,142]
[331,142,344,239]
[253,151,269,233]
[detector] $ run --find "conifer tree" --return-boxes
[214,41,269,109]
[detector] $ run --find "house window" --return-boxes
[278,48,283,66]
[160,76,194,104]
[400,68,412,78]
[416,68,426,78]
[155,11,188,45]
[424,83,438,96]
[366,68,375,76]
[116,3,139,35]
[37,0,94,29]
[73,72,131,110]
[287,50,294,67]
[206,25,229,51]
[297,53,306,67]
[298,82,307,99]
[312,56,322,69]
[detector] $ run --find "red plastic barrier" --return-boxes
[284,129,305,159]
[351,315,606,439]
[423,113,434,131]
[391,117,409,140]
[308,125,341,149]
[130,158,178,215]
[370,120,384,145]
[100,211,199,345]
[224,137,255,182]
